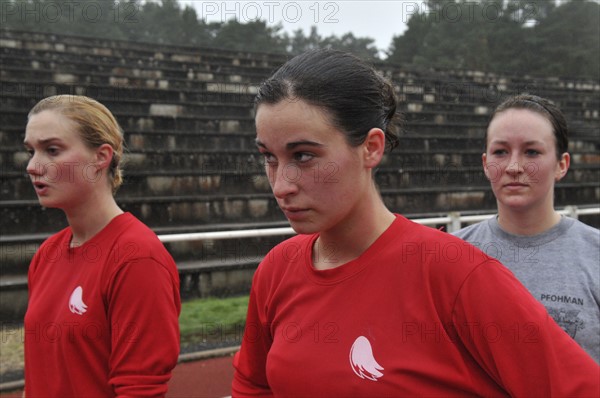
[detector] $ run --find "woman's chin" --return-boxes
[37,198,58,209]
[288,220,319,235]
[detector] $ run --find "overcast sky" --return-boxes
[180,1,413,55]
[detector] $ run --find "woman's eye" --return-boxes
[25,149,34,157]
[47,147,60,156]
[491,149,507,156]
[262,153,277,165]
[525,149,540,156]
[295,152,314,163]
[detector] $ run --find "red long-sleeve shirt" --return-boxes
[233,215,599,397]
[25,212,181,397]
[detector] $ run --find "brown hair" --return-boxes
[488,94,569,160]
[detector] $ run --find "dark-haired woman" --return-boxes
[454,94,599,363]
[231,50,599,397]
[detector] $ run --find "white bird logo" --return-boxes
[349,336,384,381]
[68,286,88,315]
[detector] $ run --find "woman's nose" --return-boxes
[505,157,524,176]
[25,154,46,176]
[271,164,300,198]
[26,153,43,176]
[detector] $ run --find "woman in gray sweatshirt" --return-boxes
[454,94,599,363]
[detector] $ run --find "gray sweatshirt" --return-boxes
[454,215,600,363]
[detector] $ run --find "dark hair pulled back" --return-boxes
[255,49,401,152]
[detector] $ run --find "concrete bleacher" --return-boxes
[1,28,599,321]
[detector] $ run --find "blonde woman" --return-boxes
[23,95,181,396]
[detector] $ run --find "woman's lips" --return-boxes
[281,207,310,220]
[503,182,528,190]
[32,181,49,195]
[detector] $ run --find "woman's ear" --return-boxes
[555,152,570,181]
[363,128,386,169]
[482,153,490,180]
[94,144,115,171]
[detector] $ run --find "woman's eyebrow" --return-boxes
[285,140,323,150]
[254,138,323,150]
[23,137,62,146]
[490,139,544,146]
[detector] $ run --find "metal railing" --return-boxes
[157,205,600,243]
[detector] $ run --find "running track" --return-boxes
[167,355,235,397]
[0,354,236,398]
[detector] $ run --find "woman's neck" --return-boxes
[497,204,561,236]
[66,195,123,247]
[313,195,395,270]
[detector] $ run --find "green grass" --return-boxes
[0,296,250,379]
[179,295,249,347]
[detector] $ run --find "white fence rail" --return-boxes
[158,206,600,243]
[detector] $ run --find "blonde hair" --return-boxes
[28,95,124,193]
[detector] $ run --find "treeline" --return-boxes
[0,0,380,58]
[390,0,599,79]
[1,0,598,78]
